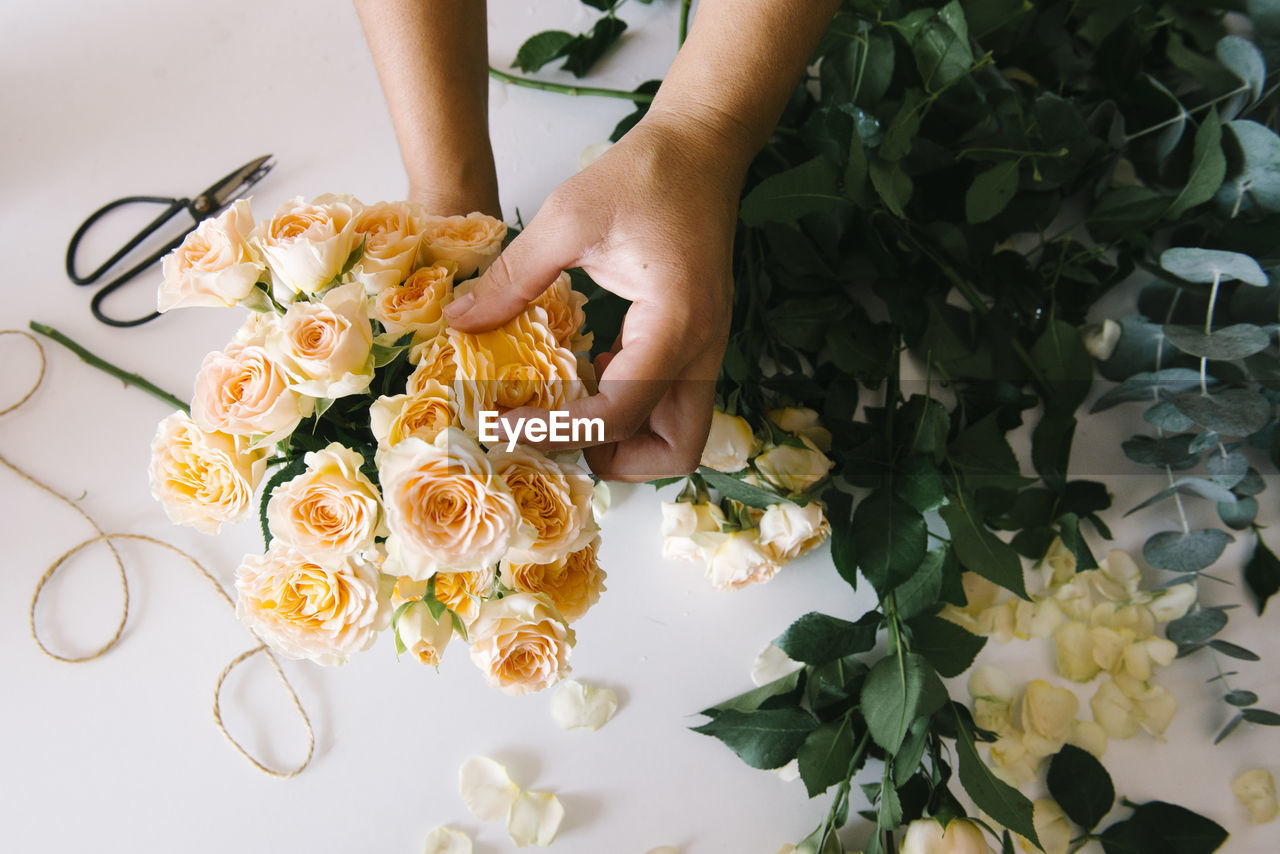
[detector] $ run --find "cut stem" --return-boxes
[488,67,654,102]
[28,321,189,413]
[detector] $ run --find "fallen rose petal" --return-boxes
[751,643,804,686]
[550,679,618,731]
[458,755,519,822]
[1232,768,1279,825]
[507,790,564,848]
[423,826,472,854]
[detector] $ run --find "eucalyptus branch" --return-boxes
[487,67,654,102]
[28,321,189,413]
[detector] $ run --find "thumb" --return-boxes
[443,210,584,332]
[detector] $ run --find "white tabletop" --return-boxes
[2,2,1276,852]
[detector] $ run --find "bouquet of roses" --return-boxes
[147,194,605,696]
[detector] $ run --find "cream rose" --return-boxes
[418,212,506,277]
[758,501,830,563]
[529,272,593,353]
[448,307,587,431]
[900,818,992,854]
[696,529,782,591]
[379,428,525,579]
[266,281,374,399]
[235,544,387,666]
[158,199,264,312]
[370,380,457,449]
[191,344,307,446]
[394,599,454,666]
[700,410,755,473]
[660,500,725,562]
[148,411,266,534]
[253,194,361,297]
[352,200,423,291]
[371,262,454,339]
[754,436,834,495]
[767,406,833,451]
[408,332,459,391]
[501,537,606,622]
[489,445,597,564]
[468,592,575,695]
[266,443,384,561]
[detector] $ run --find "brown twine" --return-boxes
[2,328,314,778]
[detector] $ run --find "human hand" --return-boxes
[443,108,746,481]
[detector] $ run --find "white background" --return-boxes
[1,1,1276,852]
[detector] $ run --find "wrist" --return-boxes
[635,101,755,192]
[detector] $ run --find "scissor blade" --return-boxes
[200,154,274,210]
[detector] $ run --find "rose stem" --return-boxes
[28,321,189,413]
[488,67,655,102]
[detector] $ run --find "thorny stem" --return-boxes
[28,321,189,413]
[487,67,654,102]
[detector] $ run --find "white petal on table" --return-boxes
[750,643,803,687]
[550,679,618,731]
[423,826,472,854]
[458,755,519,822]
[506,790,564,848]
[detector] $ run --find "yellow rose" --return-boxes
[501,537,606,622]
[900,818,992,854]
[267,281,374,399]
[468,592,575,695]
[767,406,833,452]
[432,569,495,625]
[660,500,725,562]
[407,332,458,391]
[696,529,782,591]
[700,410,755,473]
[158,199,263,311]
[394,599,454,666]
[753,436,834,495]
[370,262,454,339]
[758,501,830,563]
[234,544,387,666]
[529,272,593,353]
[448,307,586,432]
[489,445,597,564]
[352,200,423,291]
[379,428,524,579]
[148,411,266,534]
[370,380,457,449]
[418,211,506,277]
[191,343,308,446]
[266,443,384,561]
[252,194,361,298]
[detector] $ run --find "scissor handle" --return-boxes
[65,195,191,285]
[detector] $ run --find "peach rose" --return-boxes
[448,307,587,432]
[191,344,308,446]
[758,502,830,562]
[379,428,526,579]
[370,379,457,449]
[753,436,834,495]
[266,281,374,399]
[407,332,458,391]
[253,194,361,297]
[266,443,384,561]
[529,272,593,353]
[418,211,506,277]
[235,544,387,666]
[489,445,597,564]
[394,599,455,666]
[370,262,454,339]
[700,411,755,473]
[468,592,575,695]
[696,529,781,590]
[148,411,266,534]
[158,199,264,312]
[501,537,605,622]
[394,571,496,626]
[352,200,423,291]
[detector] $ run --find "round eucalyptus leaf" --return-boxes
[1233,467,1266,496]
[1171,388,1273,436]
[1143,528,1234,572]
[1216,36,1266,102]
[1159,247,1269,287]
[1219,496,1259,530]
[1215,120,1280,215]
[1224,689,1259,707]
[1120,435,1197,467]
[1207,450,1249,488]
[1143,400,1196,432]
[1161,323,1271,360]
[1188,430,1222,454]
[1165,607,1229,644]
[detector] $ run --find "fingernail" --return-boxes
[445,292,475,318]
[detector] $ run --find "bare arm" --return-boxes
[354,0,500,217]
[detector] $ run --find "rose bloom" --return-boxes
[407,332,458,391]
[753,436,834,495]
[230,309,277,348]
[529,272,593,353]
[352,200,423,291]
[468,592,575,696]
[371,262,453,339]
[900,818,992,854]
[266,443,384,561]
[417,211,506,277]
[252,194,361,298]
[266,281,374,399]
[158,199,264,312]
[191,343,307,446]
[448,307,586,432]
[489,445,597,564]
[370,379,457,449]
[700,410,755,473]
[394,571,495,626]
[235,544,387,666]
[661,500,726,562]
[379,428,525,579]
[394,599,454,666]
[767,406,833,451]
[501,537,605,622]
[758,501,830,563]
[696,529,781,590]
[148,411,266,534]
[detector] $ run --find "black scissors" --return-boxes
[66,154,274,327]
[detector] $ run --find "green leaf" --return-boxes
[258,458,306,550]
[1159,247,1269,287]
[740,157,842,227]
[691,707,817,770]
[561,16,626,77]
[1162,324,1271,361]
[895,455,947,513]
[390,601,412,657]
[1144,529,1234,572]
[877,777,904,830]
[952,706,1040,847]
[1166,608,1228,645]
[1216,712,1246,744]
[1171,389,1272,436]
[1101,801,1228,854]
[913,1,974,92]
[1216,120,1280,213]
[1168,109,1226,218]
[881,89,928,162]
[774,612,879,665]
[797,716,857,797]
[511,30,577,72]
[869,157,913,218]
[1047,745,1115,831]
[906,614,987,678]
[894,548,946,620]
[893,715,931,785]
[947,413,1024,490]
[965,161,1020,224]
[705,669,804,715]
[1242,708,1280,725]
[697,466,798,509]
[1219,496,1258,530]
[940,498,1030,599]
[861,653,948,753]
[1216,36,1266,102]
[1245,536,1280,614]
[1031,319,1094,412]
[853,489,927,596]
[1091,369,1204,412]
[1224,689,1259,706]
[827,492,859,591]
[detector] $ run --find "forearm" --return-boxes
[354,0,500,216]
